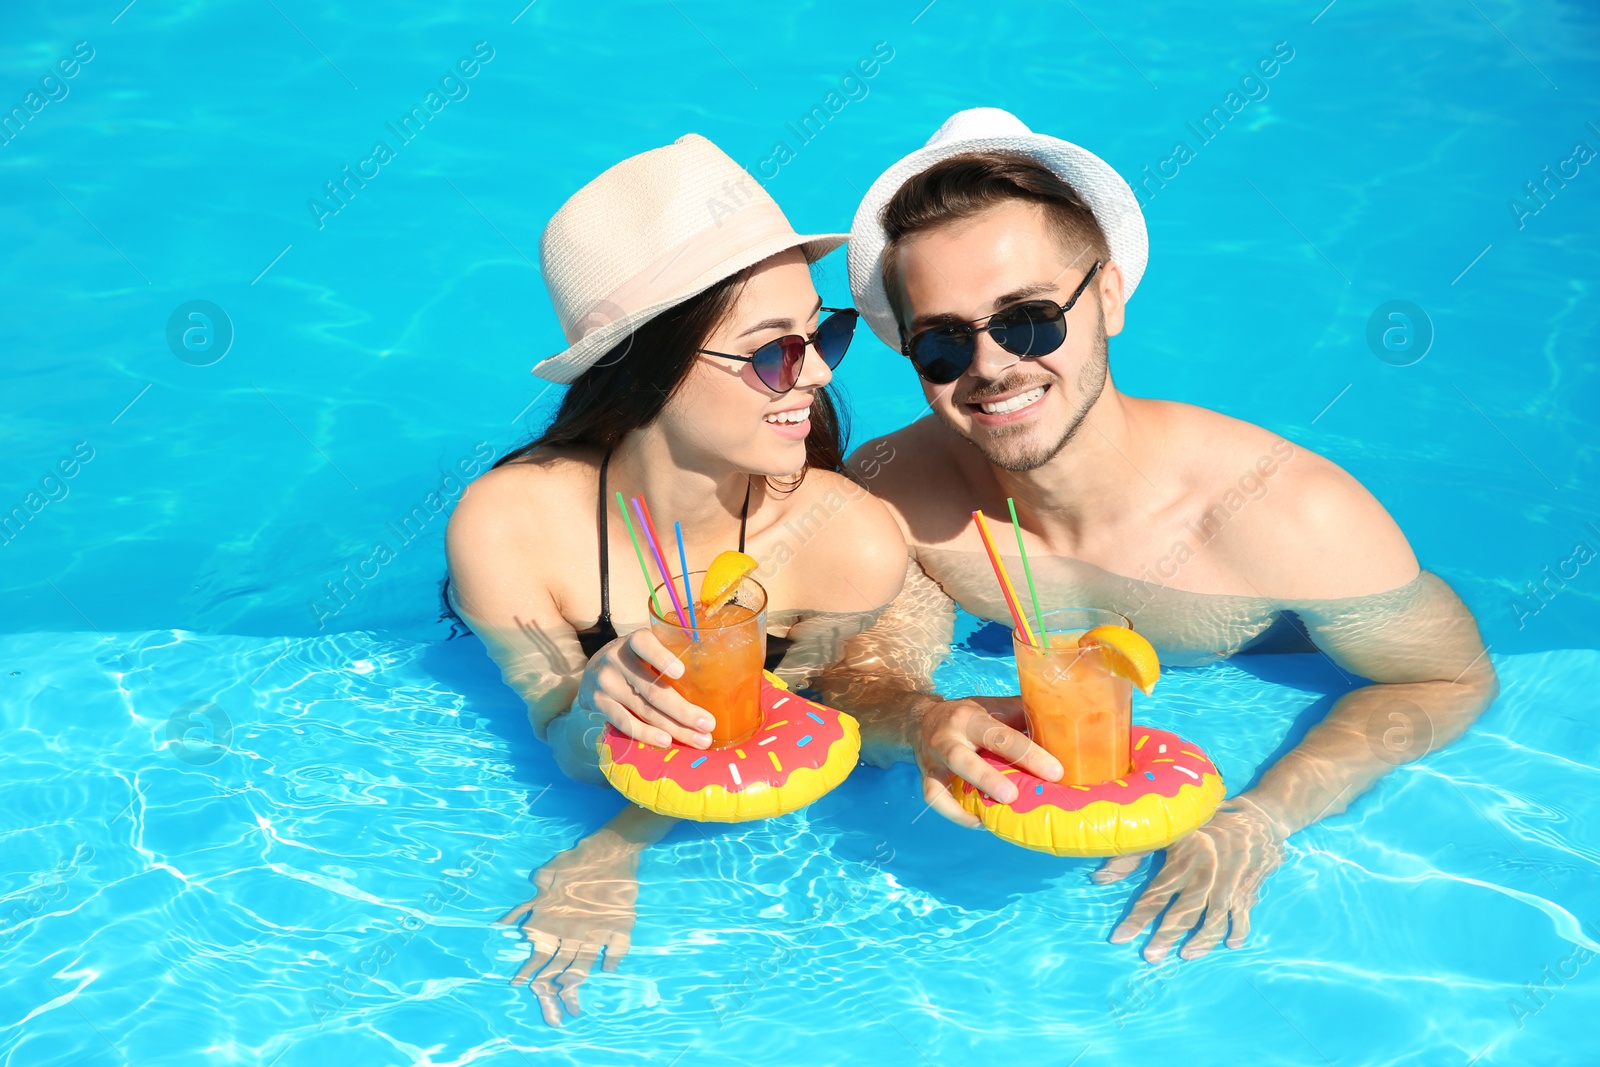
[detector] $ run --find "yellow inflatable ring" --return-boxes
[953,726,1225,857]
[597,671,860,822]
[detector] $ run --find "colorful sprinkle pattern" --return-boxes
[598,672,860,823]
[954,726,1226,857]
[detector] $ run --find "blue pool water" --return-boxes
[3,0,1598,1064]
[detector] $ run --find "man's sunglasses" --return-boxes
[901,261,1103,385]
[699,307,858,394]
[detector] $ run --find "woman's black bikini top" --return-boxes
[574,449,792,672]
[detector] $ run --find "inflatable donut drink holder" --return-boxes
[599,501,862,822]
[598,671,860,822]
[953,725,1225,857]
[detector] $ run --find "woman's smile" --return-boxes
[763,400,812,439]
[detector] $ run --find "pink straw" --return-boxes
[631,496,690,629]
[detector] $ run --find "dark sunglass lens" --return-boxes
[990,301,1066,357]
[910,326,973,385]
[816,310,857,369]
[752,335,805,392]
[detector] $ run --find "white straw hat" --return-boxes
[532,134,847,383]
[847,107,1149,350]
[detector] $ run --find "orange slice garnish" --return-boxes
[699,550,759,612]
[1079,624,1160,695]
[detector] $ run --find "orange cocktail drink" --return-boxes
[649,571,767,748]
[1013,608,1134,785]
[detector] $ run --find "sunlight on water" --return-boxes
[2,626,1597,1064]
[2,0,1597,1062]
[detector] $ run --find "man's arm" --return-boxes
[1106,457,1498,962]
[1241,570,1498,835]
[811,558,1064,822]
[810,557,954,765]
[1222,455,1499,832]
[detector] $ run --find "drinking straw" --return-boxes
[1006,496,1050,644]
[615,491,663,619]
[673,521,700,639]
[631,495,690,631]
[972,509,1037,647]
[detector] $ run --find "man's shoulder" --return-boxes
[844,415,966,495]
[846,417,977,542]
[1161,403,1419,598]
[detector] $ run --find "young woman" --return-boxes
[441,135,907,1026]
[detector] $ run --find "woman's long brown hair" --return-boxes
[438,269,849,634]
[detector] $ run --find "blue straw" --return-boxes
[674,521,700,639]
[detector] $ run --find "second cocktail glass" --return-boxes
[1012,608,1134,786]
[648,571,767,748]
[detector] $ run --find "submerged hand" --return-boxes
[913,696,1063,827]
[576,629,715,750]
[495,836,639,1026]
[1100,795,1287,962]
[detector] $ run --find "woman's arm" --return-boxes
[445,467,718,779]
[495,804,678,1027]
[444,466,589,737]
[447,467,695,1022]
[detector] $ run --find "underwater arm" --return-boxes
[811,558,1062,822]
[810,557,955,764]
[1105,455,1498,962]
[1235,570,1499,837]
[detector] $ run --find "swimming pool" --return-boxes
[3,0,1598,1063]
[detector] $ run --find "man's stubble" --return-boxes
[937,300,1110,474]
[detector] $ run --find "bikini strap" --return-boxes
[596,449,613,626]
[738,478,751,553]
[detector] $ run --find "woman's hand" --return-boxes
[496,833,641,1027]
[912,695,1063,826]
[575,629,715,749]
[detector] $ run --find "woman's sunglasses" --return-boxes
[699,307,858,394]
[901,261,1102,385]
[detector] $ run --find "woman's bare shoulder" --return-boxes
[760,468,909,611]
[447,446,601,547]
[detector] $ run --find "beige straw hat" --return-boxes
[847,107,1149,350]
[532,134,848,383]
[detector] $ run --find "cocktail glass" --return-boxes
[649,571,767,748]
[1012,608,1134,785]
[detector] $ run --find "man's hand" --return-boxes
[913,696,1063,826]
[1098,795,1287,962]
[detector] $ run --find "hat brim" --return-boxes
[531,231,848,384]
[847,133,1149,350]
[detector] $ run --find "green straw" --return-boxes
[1007,496,1049,644]
[616,491,663,618]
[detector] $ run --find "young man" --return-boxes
[819,109,1498,963]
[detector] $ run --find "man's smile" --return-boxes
[965,382,1051,425]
